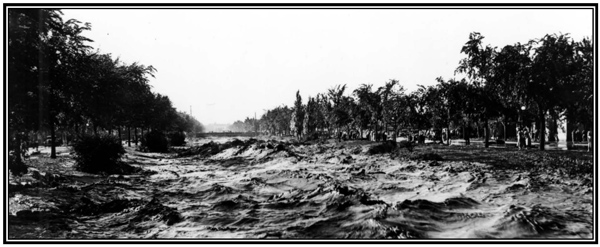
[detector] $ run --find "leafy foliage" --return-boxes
[141,130,170,153]
[8,152,29,176]
[8,9,205,166]
[367,141,397,155]
[72,135,128,174]
[292,90,305,137]
[302,97,319,137]
[237,32,591,146]
[168,131,186,146]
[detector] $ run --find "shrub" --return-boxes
[8,152,28,176]
[367,141,397,155]
[141,130,169,152]
[8,133,29,176]
[396,140,414,152]
[407,151,443,161]
[302,132,320,142]
[168,131,186,146]
[72,135,126,174]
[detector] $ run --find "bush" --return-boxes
[169,131,186,146]
[367,141,397,155]
[141,130,169,152]
[8,133,29,176]
[8,152,28,176]
[302,132,320,142]
[72,135,126,174]
[408,151,443,161]
[397,140,414,152]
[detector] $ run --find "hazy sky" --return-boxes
[61,8,593,125]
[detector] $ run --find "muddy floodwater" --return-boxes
[8,137,594,239]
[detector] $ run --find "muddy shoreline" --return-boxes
[8,137,594,239]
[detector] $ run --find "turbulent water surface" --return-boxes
[8,137,594,239]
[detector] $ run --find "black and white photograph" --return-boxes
[4,3,597,243]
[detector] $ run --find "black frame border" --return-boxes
[3,2,598,245]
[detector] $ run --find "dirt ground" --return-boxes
[7,137,594,239]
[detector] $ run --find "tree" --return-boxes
[406,86,436,133]
[455,32,500,148]
[527,34,579,150]
[292,90,305,137]
[419,84,448,138]
[315,93,331,136]
[378,80,409,143]
[8,8,206,164]
[490,42,533,141]
[8,9,93,161]
[568,37,593,129]
[353,84,381,141]
[327,85,353,140]
[303,97,318,138]
[435,77,474,145]
[378,80,400,141]
[121,62,156,145]
[171,111,203,137]
[351,85,373,139]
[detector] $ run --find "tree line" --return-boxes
[232,32,593,150]
[8,9,204,165]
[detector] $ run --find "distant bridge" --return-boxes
[196,132,260,138]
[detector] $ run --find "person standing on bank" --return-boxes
[524,126,531,148]
[521,128,526,149]
[516,127,522,150]
[588,130,593,152]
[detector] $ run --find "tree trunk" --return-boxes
[50,119,57,159]
[128,127,131,147]
[484,119,490,148]
[62,131,67,146]
[446,123,451,146]
[35,131,40,151]
[14,133,23,164]
[503,117,507,141]
[134,128,138,145]
[384,122,388,141]
[392,124,398,143]
[464,123,470,145]
[446,108,451,146]
[118,127,122,143]
[539,110,546,150]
